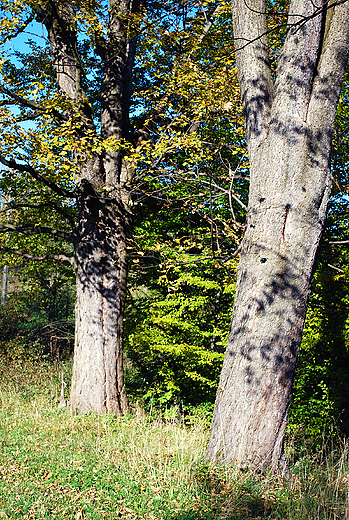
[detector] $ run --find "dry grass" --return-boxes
[0,356,349,519]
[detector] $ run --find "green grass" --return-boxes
[0,356,349,519]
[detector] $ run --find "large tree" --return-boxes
[205,0,349,471]
[0,0,240,414]
[0,0,139,414]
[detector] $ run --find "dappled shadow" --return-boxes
[205,28,344,458]
[167,466,285,519]
[217,24,340,396]
[75,181,131,317]
[70,179,132,413]
[225,240,307,386]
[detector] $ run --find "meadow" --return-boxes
[0,356,348,520]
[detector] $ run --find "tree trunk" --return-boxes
[1,266,8,306]
[206,132,331,470]
[70,187,131,414]
[36,1,139,414]
[206,0,349,471]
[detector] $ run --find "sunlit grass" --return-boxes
[0,355,349,519]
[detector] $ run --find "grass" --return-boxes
[0,356,349,519]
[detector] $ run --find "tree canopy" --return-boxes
[0,0,349,471]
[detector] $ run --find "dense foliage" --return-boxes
[0,264,74,362]
[0,0,348,441]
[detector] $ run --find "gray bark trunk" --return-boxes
[37,1,139,414]
[1,266,8,306]
[70,188,130,414]
[206,0,349,470]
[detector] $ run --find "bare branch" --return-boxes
[227,153,248,221]
[226,242,243,261]
[188,4,223,59]
[0,222,73,241]
[0,155,76,198]
[0,244,73,264]
[10,13,35,40]
[328,263,345,272]
[0,85,66,122]
[0,85,43,111]
[3,202,77,232]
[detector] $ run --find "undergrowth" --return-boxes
[0,356,349,519]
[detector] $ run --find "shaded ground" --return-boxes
[0,357,348,520]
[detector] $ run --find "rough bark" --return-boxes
[206,0,349,471]
[1,266,8,306]
[70,187,131,414]
[37,1,139,414]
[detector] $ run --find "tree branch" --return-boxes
[0,223,73,241]
[327,263,344,272]
[187,5,223,59]
[0,85,44,110]
[36,2,95,132]
[10,13,35,40]
[0,244,73,264]
[2,203,77,232]
[0,85,66,122]
[0,155,76,198]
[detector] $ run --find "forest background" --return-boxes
[0,0,349,445]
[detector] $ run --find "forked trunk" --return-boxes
[70,188,130,415]
[206,0,349,470]
[24,2,139,415]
